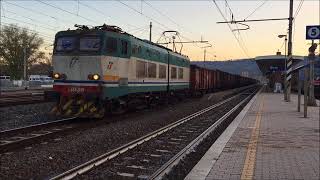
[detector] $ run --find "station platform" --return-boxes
[186,91,319,180]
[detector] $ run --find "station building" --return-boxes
[255,53,304,91]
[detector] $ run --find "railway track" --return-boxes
[0,117,79,154]
[50,86,259,180]
[0,86,255,155]
[0,92,46,107]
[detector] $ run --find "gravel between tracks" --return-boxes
[0,102,58,131]
[0,88,245,179]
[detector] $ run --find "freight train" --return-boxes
[50,24,257,118]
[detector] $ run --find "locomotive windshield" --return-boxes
[79,37,101,51]
[54,35,101,53]
[55,37,76,51]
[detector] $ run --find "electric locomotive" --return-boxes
[51,24,190,117]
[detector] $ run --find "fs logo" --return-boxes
[107,62,114,69]
[69,56,79,68]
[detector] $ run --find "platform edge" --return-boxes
[184,88,262,180]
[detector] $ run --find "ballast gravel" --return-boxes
[0,88,245,179]
[0,102,58,131]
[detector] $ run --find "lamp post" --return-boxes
[278,34,288,100]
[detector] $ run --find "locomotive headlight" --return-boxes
[87,74,100,80]
[92,74,100,80]
[53,73,60,79]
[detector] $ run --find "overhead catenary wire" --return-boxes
[3,1,74,26]
[224,0,234,21]
[77,1,111,21]
[4,9,58,29]
[3,1,220,60]
[293,0,304,19]
[76,1,139,29]
[223,0,250,57]
[117,0,209,56]
[212,0,250,58]
[1,22,54,38]
[6,0,141,37]
[128,26,150,35]
[141,0,207,50]
[244,0,269,20]
[117,0,207,52]
[134,28,149,38]
[1,19,55,45]
[127,25,148,32]
[2,16,57,32]
[36,0,100,24]
[177,34,218,60]
[0,24,53,44]
[292,0,304,45]
[4,1,158,44]
[37,0,208,59]
[117,0,170,32]
[142,0,180,28]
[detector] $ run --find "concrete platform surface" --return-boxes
[186,92,319,180]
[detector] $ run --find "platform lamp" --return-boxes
[278,34,288,100]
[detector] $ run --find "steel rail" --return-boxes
[0,93,44,98]
[0,117,78,153]
[0,93,46,107]
[149,90,256,179]
[50,91,250,180]
[0,117,77,136]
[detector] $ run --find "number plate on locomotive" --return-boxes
[68,87,85,93]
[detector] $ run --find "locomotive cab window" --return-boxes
[159,65,166,79]
[79,36,101,51]
[106,37,117,53]
[178,68,184,79]
[55,37,76,52]
[171,67,177,79]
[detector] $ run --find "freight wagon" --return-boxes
[189,64,257,93]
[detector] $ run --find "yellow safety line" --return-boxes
[240,95,264,180]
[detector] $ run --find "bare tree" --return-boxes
[0,24,45,79]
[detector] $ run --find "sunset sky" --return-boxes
[1,0,319,61]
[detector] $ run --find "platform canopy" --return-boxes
[255,55,304,75]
